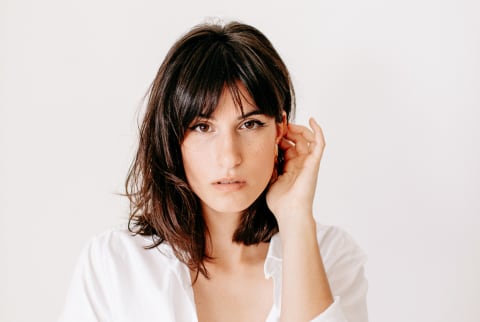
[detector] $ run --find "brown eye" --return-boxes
[241,120,266,130]
[191,123,211,133]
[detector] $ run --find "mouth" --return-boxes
[212,178,246,191]
[214,179,245,184]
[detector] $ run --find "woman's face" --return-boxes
[181,85,285,218]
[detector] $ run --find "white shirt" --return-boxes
[59,224,368,322]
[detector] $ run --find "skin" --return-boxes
[267,119,334,321]
[181,85,333,322]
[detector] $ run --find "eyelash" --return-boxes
[240,120,266,130]
[190,122,211,132]
[189,119,266,133]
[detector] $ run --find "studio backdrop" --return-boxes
[1,1,479,321]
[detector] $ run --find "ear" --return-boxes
[275,112,287,144]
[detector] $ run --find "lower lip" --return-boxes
[212,182,246,192]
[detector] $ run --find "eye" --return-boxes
[240,120,266,130]
[190,122,212,133]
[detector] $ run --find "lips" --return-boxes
[212,178,246,191]
[215,179,244,184]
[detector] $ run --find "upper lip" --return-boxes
[213,177,246,184]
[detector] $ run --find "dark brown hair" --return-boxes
[126,21,295,278]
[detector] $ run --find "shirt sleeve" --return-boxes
[58,235,113,322]
[309,226,369,322]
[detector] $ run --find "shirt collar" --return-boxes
[264,232,283,279]
[156,233,284,283]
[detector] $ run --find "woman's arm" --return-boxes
[267,119,340,321]
[277,215,334,322]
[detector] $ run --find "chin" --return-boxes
[200,194,260,216]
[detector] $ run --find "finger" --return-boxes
[308,118,326,158]
[287,123,315,142]
[279,138,298,160]
[283,129,311,155]
[279,137,294,150]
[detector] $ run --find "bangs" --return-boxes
[171,31,286,140]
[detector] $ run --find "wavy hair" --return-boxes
[126,21,295,279]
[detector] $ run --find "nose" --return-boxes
[216,131,242,169]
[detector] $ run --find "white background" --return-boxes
[1,0,479,321]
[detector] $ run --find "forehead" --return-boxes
[209,84,258,117]
[194,81,260,120]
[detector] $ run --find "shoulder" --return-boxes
[314,224,367,271]
[84,225,153,255]
[78,225,178,277]
[268,222,367,295]
[268,223,366,266]
[60,227,192,321]
[317,224,369,320]
[73,226,186,299]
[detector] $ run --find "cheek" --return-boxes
[248,139,276,173]
[181,144,205,181]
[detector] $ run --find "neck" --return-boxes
[201,207,268,271]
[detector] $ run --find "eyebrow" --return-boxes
[197,110,265,121]
[238,110,264,120]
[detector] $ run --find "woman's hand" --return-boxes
[266,118,326,226]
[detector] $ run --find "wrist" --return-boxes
[277,213,317,243]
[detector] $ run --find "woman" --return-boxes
[59,21,368,322]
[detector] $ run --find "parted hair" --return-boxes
[126,21,295,278]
